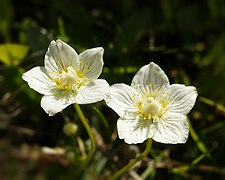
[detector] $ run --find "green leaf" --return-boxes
[0,43,29,66]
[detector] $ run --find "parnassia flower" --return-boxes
[105,62,197,144]
[22,40,109,116]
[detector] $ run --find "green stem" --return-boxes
[93,106,111,143]
[74,104,96,168]
[110,139,153,180]
[187,117,211,159]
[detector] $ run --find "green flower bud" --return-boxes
[63,122,78,136]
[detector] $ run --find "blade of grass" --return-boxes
[199,96,225,115]
[171,151,209,174]
[201,121,225,135]
[92,106,111,143]
[187,117,212,159]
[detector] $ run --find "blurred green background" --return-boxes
[1,0,225,179]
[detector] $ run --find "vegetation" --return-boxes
[1,0,225,179]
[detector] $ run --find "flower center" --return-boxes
[140,97,163,122]
[142,98,161,117]
[132,84,170,122]
[54,67,82,92]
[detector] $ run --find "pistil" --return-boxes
[54,66,81,91]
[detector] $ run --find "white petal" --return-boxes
[22,66,54,95]
[117,118,156,144]
[105,84,140,119]
[131,62,169,96]
[153,112,189,144]
[76,79,109,104]
[45,40,79,73]
[167,84,197,115]
[41,93,76,116]
[78,47,104,80]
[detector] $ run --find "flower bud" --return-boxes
[63,122,78,136]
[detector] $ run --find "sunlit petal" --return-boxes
[131,62,169,96]
[76,79,109,104]
[153,112,189,144]
[45,40,79,73]
[41,93,76,116]
[117,118,156,144]
[167,84,197,115]
[105,83,141,119]
[78,47,104,80]
[22,66,54,95]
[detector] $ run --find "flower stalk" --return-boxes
[110,139,153,180]
[74,103,96,167]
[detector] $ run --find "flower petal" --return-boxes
[22,66,54,95]
[153,112,189,144]
[45,40,79,73]
[78,47,104,80]
[105,84,140,119]
[117,118,156,144]
[131,62,169,96]
[167,84,197,115]
[76,79,109,104]
[41,93,76,116]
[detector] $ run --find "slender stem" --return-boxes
[110,139,153,180]
[93,106,111,143]
[74,104,96,168]
[187,117,211,159]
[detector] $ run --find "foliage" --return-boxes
[1,0,225,179]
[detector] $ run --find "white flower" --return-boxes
[22,40,109,116]
[105,62,197,144]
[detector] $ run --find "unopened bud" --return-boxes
[63,122,78,136]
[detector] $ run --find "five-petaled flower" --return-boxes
[22,40,109,116]
[105,62,197,144]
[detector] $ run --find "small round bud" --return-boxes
[63,122,78,136]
